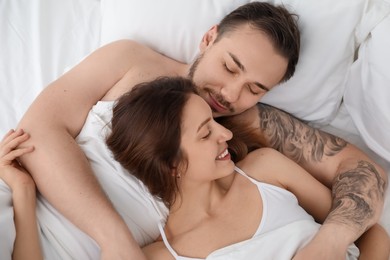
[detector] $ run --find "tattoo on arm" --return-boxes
[256,103,346,163]
[328,160,386,232]
[256,103,387,234]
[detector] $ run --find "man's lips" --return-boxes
[208,93,228,113]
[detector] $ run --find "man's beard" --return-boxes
[187,54,234,115]
[187,53,203,80]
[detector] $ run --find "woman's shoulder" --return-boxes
[236,148,289,186]
[142,241,174,260]
[240,148,285,166]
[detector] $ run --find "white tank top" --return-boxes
[158,166,315,260]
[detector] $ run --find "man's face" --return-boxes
[189,24,288,118]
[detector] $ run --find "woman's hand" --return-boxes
[0,129,43,260]
[0,129,35,193]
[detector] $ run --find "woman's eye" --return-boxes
[202,130,212,139]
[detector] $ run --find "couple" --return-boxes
[3,2,388,259]
[5,76,386,259]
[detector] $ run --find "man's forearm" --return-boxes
[326,159,387,237]
[17,124,144,257]
[18,128,122,242]
[255,103,388,239]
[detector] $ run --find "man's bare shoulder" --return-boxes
[100,39,186,100]
[98,39,160,62]
[105,39,180,64]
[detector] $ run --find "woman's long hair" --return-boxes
[106,77,198,208]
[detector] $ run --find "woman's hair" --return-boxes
[216,2,300,82]
[106,77,198,208]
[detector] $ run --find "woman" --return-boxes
[105,76,386,259]
[2,77,388,259]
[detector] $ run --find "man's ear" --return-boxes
[199,25,218,51]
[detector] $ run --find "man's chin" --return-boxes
[212,111,234,118]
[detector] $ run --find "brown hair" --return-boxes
[106,77,198,208]
[217,107,264,162]
[216,2,300,82]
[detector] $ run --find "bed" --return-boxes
[1,0,389,258]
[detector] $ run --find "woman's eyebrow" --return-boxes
[197,118,211,132]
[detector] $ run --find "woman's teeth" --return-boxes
[217,148,228,159]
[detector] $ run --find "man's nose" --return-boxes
[220,83,241,103]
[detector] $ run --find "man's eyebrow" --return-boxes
[229,52,245,72]
[228,52,270,92]
[254,82,270,92]
[197,118,211,132]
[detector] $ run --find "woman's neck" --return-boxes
[167,173,236,232]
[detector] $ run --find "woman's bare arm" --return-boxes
[0,129,42,260]
[355,224,390,260]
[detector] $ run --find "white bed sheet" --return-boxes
[0,0,389,258]
[0,0,101,136]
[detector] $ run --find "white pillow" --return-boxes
[259,0,367,124]
[344,12,390,162]
[100,0,367,124]
[100,0,250,63]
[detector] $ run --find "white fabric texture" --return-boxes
[76,101,169,247]
[158,220,359,260]
[0,181,15,260]
[0,0,101,137]
[344,11,390,162]
[206,220,359,260]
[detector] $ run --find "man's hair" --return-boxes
[216,2,300,82]
[106,77,197,208]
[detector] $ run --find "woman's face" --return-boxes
[179,94,235,183]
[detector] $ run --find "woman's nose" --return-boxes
[217,123,233,142]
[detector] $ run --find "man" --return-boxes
[17,2,387,259]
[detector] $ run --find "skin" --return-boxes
[223,103,389,259]
[143,94,333,259]
[16,22,388,259]
[142,94,389,259]
[0,129,42,260]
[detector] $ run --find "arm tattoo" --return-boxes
[256,103,346,163]
[328,160,386,232]
[256,103,387,234]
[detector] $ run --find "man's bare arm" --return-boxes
[17,40,147,259]
[255,103,387,250]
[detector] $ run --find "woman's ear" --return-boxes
[199,25,218,51]
[171,167,180,178]
[171,168,182,179]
